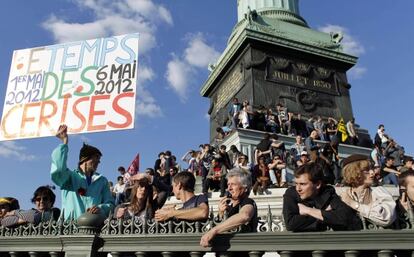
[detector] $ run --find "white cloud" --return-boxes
[165,33,220,102]
[165,57,193,101]
[135,65,163,118]
[184,34,220,68]
[318,24,365,56]
[135,101,163,117]
[0,141,36,161]
[348,66,367,80]
[42,0,171,54]
[43,0,168,118]
[318,24,367,80]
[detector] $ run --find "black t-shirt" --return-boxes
[227,197,258,232]
[181,194,208,210]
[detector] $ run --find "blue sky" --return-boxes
[0,0,413,209]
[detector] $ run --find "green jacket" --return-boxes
[51,144,114,220]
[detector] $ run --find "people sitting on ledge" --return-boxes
[114,177,157,221]
[200,168,257,247]
[341,154,396,227]
[1,186,60,228]
[155,171,209,222]
[283,162,362,232]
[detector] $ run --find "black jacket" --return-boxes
[283,186,362,232]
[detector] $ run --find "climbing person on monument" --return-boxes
[51,124,114,220]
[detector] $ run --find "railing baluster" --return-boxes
[9,252,18,257]
[279,251,293,257]
[161,251,173,257]
[111,252,121,257]
[28,251,38,257]
[344,250,360,257]
[312,250,326,257]
[189,252,203,257]
[49,252,60,257]
[377,250,393,257]
[248,251,264,257]
[134,251,146,257]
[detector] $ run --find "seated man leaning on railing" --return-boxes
[200,168,257,247]
[154,171,209,222]
[283,162,362,232]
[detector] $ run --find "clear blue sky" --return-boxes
[0,0,413,209]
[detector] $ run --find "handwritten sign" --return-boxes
[0,33,139,141]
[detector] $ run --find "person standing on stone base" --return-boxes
[346,117,359,145]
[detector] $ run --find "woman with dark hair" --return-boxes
[114,177,156,220]
[341,154,396,227]
[1,186,60,227]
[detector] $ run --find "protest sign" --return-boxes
[0,33,139,141]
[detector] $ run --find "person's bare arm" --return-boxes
[200,204,254,247]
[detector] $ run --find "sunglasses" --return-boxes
[35,196,50,202]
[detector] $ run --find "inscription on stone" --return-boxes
[213,68,243,113]
[266,58,340,96]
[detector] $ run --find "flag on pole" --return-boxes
[127,153,140,176]
[337,118,348,143]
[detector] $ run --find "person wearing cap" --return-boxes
[341,154,396,227]
[51,124,114,220]
[296,151,309,167]
[283,162,361,232]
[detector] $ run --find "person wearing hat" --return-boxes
[51,124,114,220]
[341,154,396,227]
[296,151,309,167]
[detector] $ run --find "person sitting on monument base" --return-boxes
[203,158,228,197]
[283,162,362,232]
[155,171,209,222]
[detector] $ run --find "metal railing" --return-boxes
[0,207,413,257]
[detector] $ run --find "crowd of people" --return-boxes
[0,121,413,248]
[217,98,362,146]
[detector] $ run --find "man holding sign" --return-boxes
[51,124,114,220]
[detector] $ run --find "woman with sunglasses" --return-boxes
[114,177,157,220]
[341,154,396,227]
[1,186,60,227]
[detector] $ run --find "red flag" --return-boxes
[127,153,139,176]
